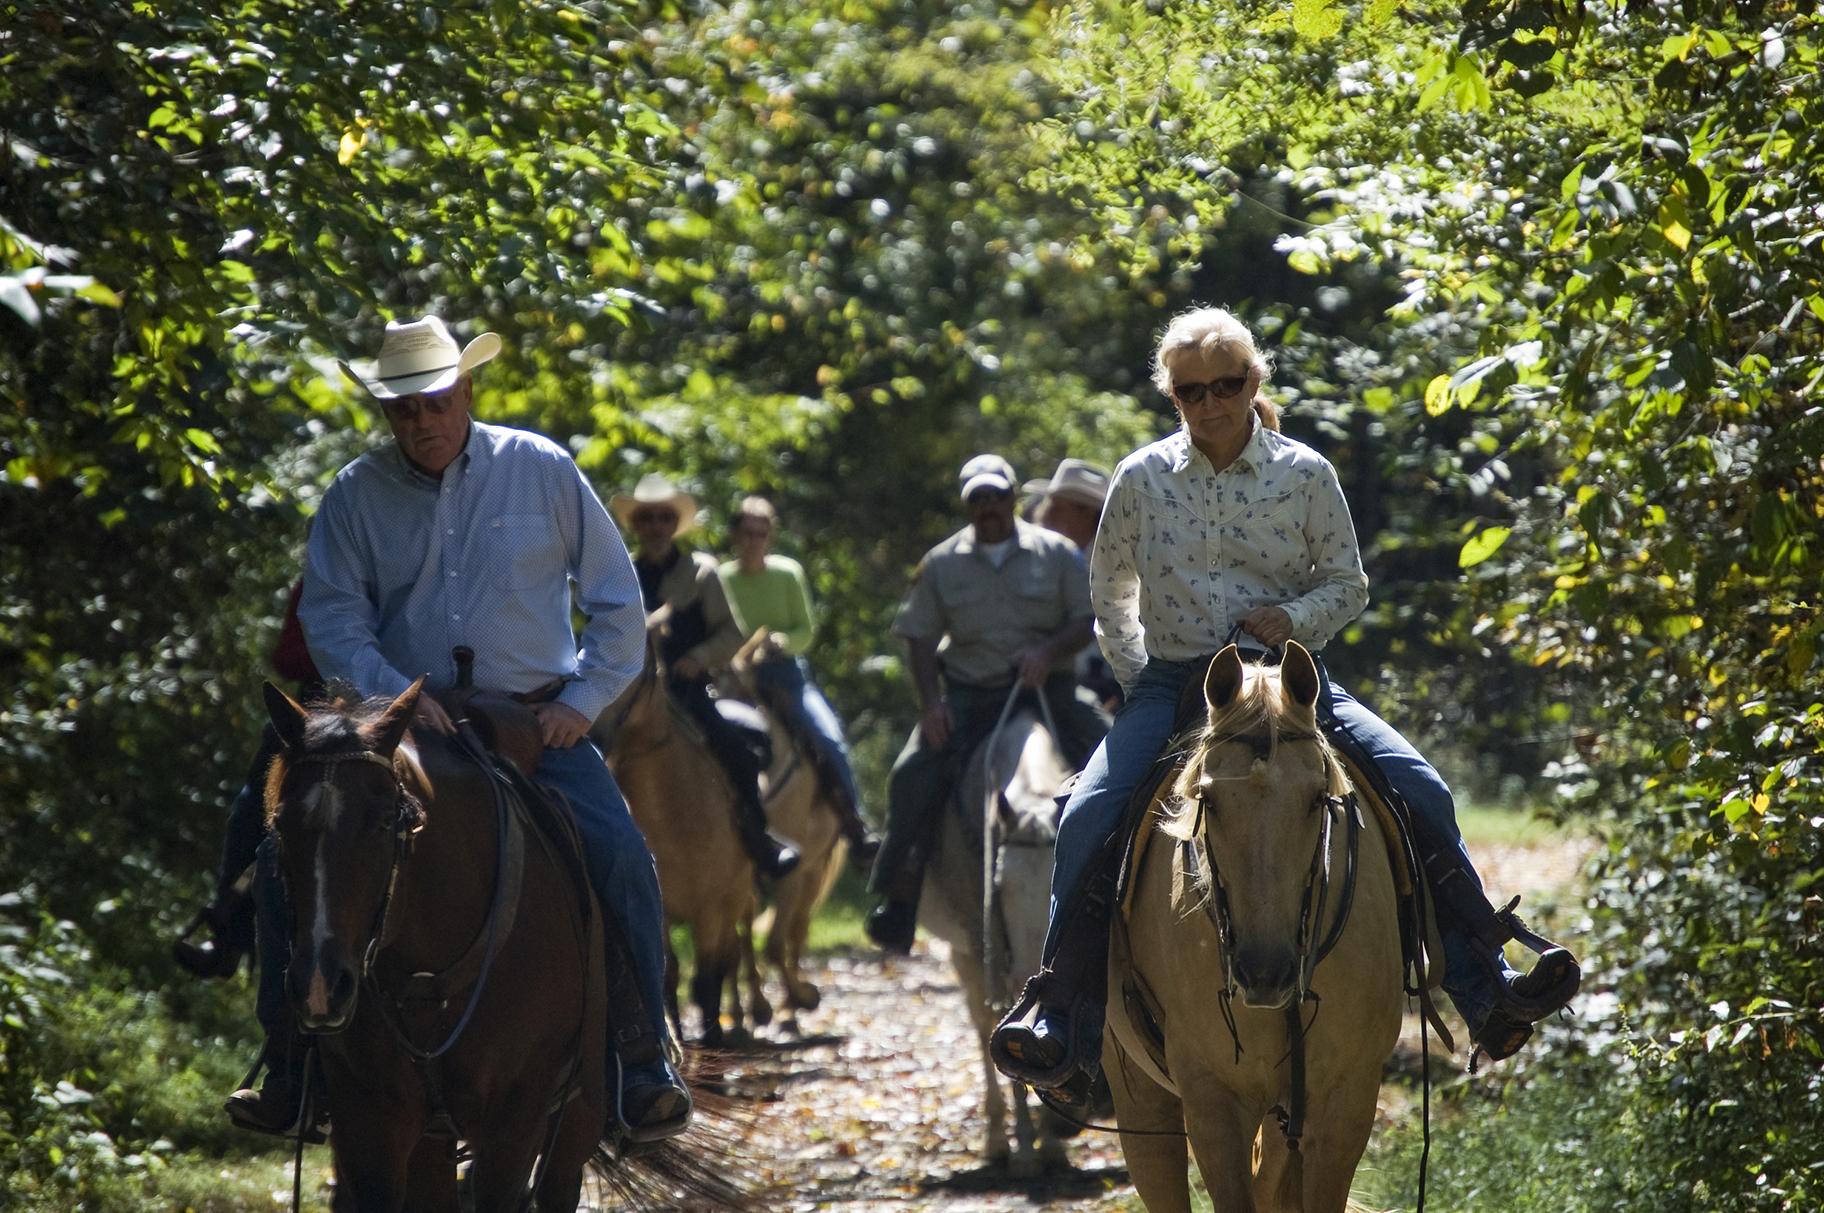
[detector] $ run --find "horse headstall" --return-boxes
[288,749,425,841]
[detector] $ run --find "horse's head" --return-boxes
[1166,642,1345,1010]
[262,678,426,1033]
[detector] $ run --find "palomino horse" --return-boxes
[597,635,758,1046]
[924,688,1080,1176]
[728,634,849,1031]
[261,679,615,1212]
[1106,643,1402,1213]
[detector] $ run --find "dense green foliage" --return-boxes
[4,0,1820,1207]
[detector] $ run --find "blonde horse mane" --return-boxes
[1155,660,1349,910]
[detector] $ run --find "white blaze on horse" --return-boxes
[925,689,1082,1176]
[1107,643,1404,1213]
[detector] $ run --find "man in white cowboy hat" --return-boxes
[612,472,802,879]
[865,454,1110,953]
[1022,457,1110,554]
[230,316,692,1142]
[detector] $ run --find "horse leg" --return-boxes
[741,907,773,1029]
[948,951,1012,1166]
[776,882,821,1013]
[1180,1087,1264,1213]
[1107,1043,1192,1213]
[663,935,684,1039]
[1256,1073,1380,1213]
[403,1136,460,1213]
[325,1113,419,1213]
[464,1112,547,1213]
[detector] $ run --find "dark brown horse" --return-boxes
[261,677,708,1212]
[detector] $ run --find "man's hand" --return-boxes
[1011,644,1052,689]
[1240,605,1294,648]
[920,701,955,749]
[533,702,592,749]
[415,697,456,735]
[672,655,705,680]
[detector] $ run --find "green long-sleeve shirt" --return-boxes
[718,554,816,656]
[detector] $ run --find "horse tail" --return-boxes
[587,1047,757,1210]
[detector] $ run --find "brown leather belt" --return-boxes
[510,679,565,705]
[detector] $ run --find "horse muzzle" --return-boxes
[287,955,359,1032]
[1232,944,1299,1010]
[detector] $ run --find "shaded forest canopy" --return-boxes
[2,0,1819,1208]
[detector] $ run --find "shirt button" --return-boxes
[451,613,460,621]
[448,570,458,578]
[446,528,455,536]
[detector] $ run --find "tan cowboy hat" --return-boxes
[611,473,699,535]
[338,315,502,399]
[1021,458,1111,509]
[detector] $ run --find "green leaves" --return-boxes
[1458,524,1512,568]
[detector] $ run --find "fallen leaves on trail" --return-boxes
[697,943,1132,1211]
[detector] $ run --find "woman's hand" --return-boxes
[1240,606,1294,648]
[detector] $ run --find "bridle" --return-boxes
[1178,724,1363,1155]
[285,748,424,980]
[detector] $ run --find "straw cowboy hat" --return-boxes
[338,315,502,399]
[1021,458,1110,509]
[611,473,700,535]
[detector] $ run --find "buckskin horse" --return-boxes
[1105,643,1403,1213]
[596,632,759,1045]
[925,686,1080,1176]
[261,678,718,1212]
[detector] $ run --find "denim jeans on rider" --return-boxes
[253,739,671,1046]
[755,656,865,815]
[1038,655,1510,1030]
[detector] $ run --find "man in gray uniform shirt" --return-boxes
[865,455,1110,953]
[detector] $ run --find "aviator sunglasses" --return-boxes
[1170,375,1251,406]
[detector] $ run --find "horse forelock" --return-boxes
[262,689,417,831]
[1162,661,1339,838]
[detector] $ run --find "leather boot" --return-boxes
[173,890,251,980]
[734,786,801,879]
[991,865,1116,1097]
[224,1025,327,1141]
[602,904,692,1144]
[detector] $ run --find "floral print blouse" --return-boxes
[1091,422,1370,688]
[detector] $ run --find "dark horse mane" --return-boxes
[261,680,423,830]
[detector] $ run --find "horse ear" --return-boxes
[263,681,309,751]
[1281,641,1321,710]
[369,677,426,755]
[1204,644,1246,712]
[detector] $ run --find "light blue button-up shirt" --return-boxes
[300,421,644,722]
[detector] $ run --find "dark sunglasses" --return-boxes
[380,392,459,424]
[967,488,1013,506]
[1170,375,1250,405]
[630,509,679,526]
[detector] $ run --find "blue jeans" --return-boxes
[255,739,669,1043]
[1040,656,1508,1028]
[756,656,865,816]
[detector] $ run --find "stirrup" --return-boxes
[989,973,1101,1090]
[1488,897,1582,1019]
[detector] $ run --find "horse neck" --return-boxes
[390,757,500,969]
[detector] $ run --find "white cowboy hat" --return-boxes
[611,473,700,535]
[1021,458,1110,509]
[338,315,502,399]
[957,453,1017,501]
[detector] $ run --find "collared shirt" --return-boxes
[300,421,645,722]
[1092,423,1369,688]
[894,518,1093,687]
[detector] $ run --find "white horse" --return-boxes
[924,690,1080,1176]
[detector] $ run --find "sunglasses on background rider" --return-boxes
[1170,375,1251,405]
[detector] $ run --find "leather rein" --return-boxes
[1178,726,1363,1156]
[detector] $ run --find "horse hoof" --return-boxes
[751,1000,774,1027]
[1008,1154,1041,1180]
[788,985,822,1012]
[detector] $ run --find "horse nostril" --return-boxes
[333,969,357,1008]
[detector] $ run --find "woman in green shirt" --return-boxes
[720,497,879,868]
